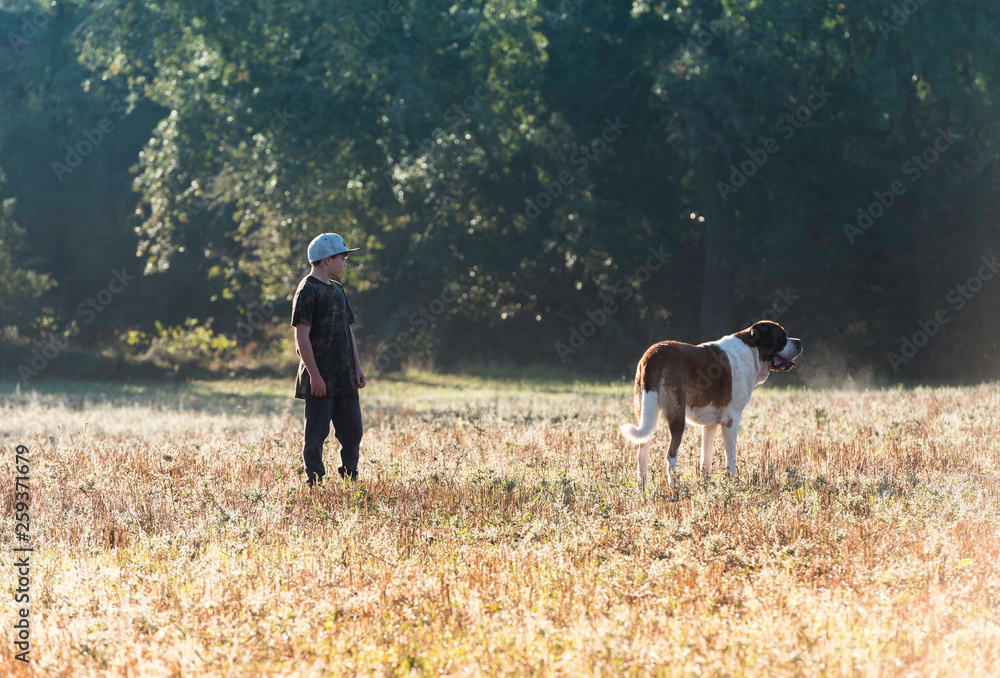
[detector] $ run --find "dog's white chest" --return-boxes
[712,336,761,410]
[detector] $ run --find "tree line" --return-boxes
[2,0,999,382]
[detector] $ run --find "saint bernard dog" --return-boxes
[620,321,802,491]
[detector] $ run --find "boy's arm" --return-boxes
[294,324,327,397]
[350,328,366,388]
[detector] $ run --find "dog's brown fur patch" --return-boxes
[632,342,733,459]
[635,342,733,409]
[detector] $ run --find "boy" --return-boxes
[291,233,367,486]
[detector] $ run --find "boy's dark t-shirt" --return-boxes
[290,275,358,400]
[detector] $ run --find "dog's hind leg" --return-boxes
[662,389,686,490]
[637,441,652,491]
[699,423,720,480]
[721,414,741,478]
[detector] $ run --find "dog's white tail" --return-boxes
[620,390,659,443]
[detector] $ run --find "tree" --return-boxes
[5,0,997,380]
[0,189,56,373]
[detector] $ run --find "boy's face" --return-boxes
[328,253,348,279]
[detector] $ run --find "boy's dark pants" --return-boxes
[303,397,363,485]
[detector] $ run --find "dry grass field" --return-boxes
[1,374,999,676]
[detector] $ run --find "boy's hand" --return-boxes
[357,369,367,389]
[310,377,327,397]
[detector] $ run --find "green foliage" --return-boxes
[136,318,238,371]
[0,193,56,342]
[2,0,1000,379]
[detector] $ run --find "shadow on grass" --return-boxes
[0,368,624,417]
[0,378,294,416]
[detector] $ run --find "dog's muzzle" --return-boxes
[770,339,802,372]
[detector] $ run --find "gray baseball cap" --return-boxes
[307,233,359,262]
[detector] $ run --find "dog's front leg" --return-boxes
[700,423,720,480]
[721,414,741,478]
[637,441,652,491]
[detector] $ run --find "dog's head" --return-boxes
[737,321,802,372]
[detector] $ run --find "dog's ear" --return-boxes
[751,322,778,354]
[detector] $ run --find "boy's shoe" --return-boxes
[338,466,358,481]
